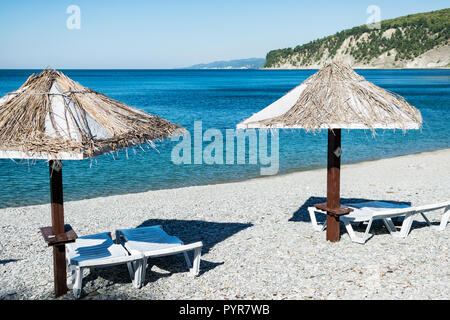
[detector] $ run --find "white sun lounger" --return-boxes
[65,232,144,298]
[115,225,203,287]
[308,201,450,244]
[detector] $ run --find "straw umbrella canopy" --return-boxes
[0,69,184,296]
[237,62,422,242]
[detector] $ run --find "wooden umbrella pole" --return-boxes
[49,160,67,296]
[326,129,341,242]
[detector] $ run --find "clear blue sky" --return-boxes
[0,0,448,69]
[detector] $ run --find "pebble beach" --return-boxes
[0,149,449,300]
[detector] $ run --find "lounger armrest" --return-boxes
[414,202,450,213]
[143,241,203,258]
[115,226,164,244]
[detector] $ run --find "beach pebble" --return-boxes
[0,150,449,299]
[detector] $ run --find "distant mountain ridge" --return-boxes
[185,58,265,69]
[265,8,450,69]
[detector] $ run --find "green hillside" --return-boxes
[265,8,450,68]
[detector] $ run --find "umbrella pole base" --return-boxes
[53,244,68,297]
[326,214,340,242]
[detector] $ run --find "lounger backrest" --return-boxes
[72,232,115,260]
[118,226,182,245]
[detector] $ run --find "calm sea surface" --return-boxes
[0,69,448,208]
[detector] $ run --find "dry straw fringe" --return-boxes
[258,62,422,134]
[0,69,185,159]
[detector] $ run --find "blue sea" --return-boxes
[0,69,448,208]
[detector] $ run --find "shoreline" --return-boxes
[2,147,448,210]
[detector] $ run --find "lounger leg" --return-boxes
[140,258,148,287]
[382,218,397,234]
[183,252,192,269]
[127,262,134,280]
[308,207,326,231]
[394,213,414,238]
[130,260,143,289]
[137,260,144,288]
[127,262,139,288]
[419,212,432,226]
[190,248,202,276]
[437,206,450,231]
[69,265,76,289]
[362,219,374,243]
[343,219,371,244]
[73,267,83,299]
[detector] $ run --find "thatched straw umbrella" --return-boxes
[0,69,184,296]
[237,62,422,242]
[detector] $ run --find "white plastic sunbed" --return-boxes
[65,232,144,298]
[308,201,450,244]
[115,225,203,287]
